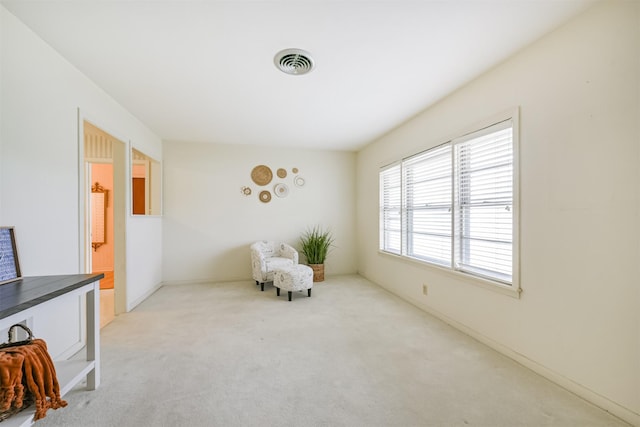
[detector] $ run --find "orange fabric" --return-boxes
[0,351,25,411]
[0,338,67,420]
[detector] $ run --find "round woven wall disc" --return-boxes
[277,168,287,178]
[251,165,273,186]
[259,190,272,203]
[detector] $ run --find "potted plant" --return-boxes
[299,226,334,282]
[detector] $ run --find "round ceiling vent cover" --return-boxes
[274,49,314,75]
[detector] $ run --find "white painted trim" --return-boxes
[511,108,521,293]
[77,110,86,274]
[126,281,163,311]
[161,277,250,287]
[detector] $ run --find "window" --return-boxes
[454,121,513,283]
[379,116,517,289]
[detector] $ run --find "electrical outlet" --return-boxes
[422,284,428,296]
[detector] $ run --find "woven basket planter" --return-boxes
[309,264,324,282]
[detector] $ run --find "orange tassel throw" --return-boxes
[0,325,67,421]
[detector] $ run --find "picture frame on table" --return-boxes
[0,226,22,285]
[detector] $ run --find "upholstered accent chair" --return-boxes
[250,241,299,291]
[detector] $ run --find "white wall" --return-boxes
[163,140,357,284]
[357,0,639,424]
[127,216,163,310]
[1,6,163,348]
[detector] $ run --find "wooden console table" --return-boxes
[0,274,103,426]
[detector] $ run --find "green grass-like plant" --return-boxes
[300,226,335,264]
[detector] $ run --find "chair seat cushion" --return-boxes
[264,257,295,280]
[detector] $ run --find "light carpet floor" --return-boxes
[38,275,628,427]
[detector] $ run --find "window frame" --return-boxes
[378,109,520,297]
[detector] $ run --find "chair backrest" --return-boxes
[250,241,280,257]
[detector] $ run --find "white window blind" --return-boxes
[380,163,402,254]
[404,144,452,266]
[454,120,513,283]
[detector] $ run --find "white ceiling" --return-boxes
[2,0,595,151]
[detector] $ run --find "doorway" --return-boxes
[83,120,127,326]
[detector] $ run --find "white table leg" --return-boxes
[86,281,100,390]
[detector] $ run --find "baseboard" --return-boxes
[363,275,639,427]
[161,278,214,286]
[161,277,250,286]
[127,281,163,311]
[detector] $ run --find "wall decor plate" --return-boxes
[294,176,305,187]
[274,183,289,198]
[259,190,272,203]
[251,165,273,186]
[277,168,287,179]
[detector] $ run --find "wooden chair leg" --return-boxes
[261,283,265,291]
[276,287,280,296]
[288,291,292,301]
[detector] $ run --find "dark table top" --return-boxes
[0,274,104,320]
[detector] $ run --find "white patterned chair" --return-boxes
[274,265,314,301]
[250,241,299,291]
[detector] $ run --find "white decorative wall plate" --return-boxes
[274,183,289,198]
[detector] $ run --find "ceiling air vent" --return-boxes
[274,49,314,75]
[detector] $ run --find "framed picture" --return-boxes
[0,227,22,285]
